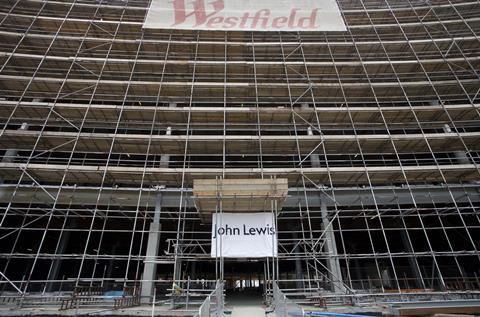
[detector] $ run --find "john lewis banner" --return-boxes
[144,0,346,32]
[211,213,277,258]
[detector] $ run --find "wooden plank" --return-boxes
[193,178,288,222]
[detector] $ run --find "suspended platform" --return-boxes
[192,178,288,222]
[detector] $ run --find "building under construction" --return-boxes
[0,0,479,315]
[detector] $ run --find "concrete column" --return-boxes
[399,229,425,289]
[350,243,364,289]
[173,256,183,281]
[321,199,345,293]
[190,261,196,279]
[300,103,310,109]
[140,193,162,304]
[140,112,172,303]
[160,127,171,168]
[171,249,183,309]
[46,220,75,292]
[292,231,304,290]
[443,124,470,164]
[158,103,175,168]
[2,122,28,163]
[1,123,28,200]
[105,241,121,290]
[307,127,320,168]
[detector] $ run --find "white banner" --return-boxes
[211,213,277,258]
[144,0,346,32]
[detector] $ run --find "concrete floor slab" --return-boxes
[227,290,266,317]
[231,305,265,317]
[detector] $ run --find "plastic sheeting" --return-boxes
[143,0,346,31]
[211,213,277,258]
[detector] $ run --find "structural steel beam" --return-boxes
[1,184,479,208]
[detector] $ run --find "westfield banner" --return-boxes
[143,0,346,31]
[211,213,277,258]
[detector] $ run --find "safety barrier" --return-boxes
[195,280,224,317]
[273,281,305,317]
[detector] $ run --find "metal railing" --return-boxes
[273,281,305,317]
[195,280,224,317]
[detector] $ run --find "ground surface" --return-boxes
[226,290,266,317]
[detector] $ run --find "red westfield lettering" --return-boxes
[171,0,320,29]
[171,0,224,26]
